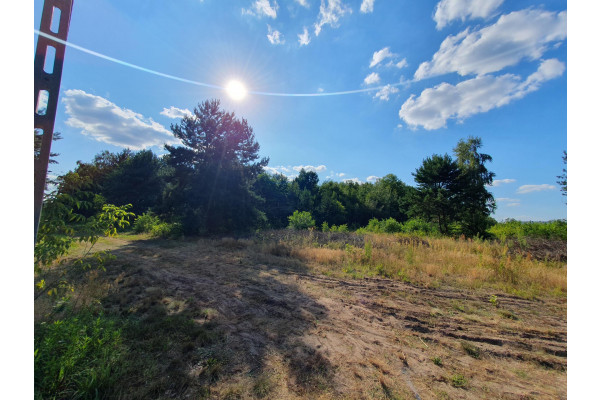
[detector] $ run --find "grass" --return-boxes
[275,231,566,298]
[35,295,224,399]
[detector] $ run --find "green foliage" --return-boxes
[321,221,330,232]
[432,356,443,366]
[288,210,316,230]
[329,224,348,232]
[163,99,269,234]
[133,212,161,233]
[35,311,125,399]
[150,222,184,239]
[488,219,567,241]
[451,374,468,388]
[402,218,438,235]
[102,150,165,215]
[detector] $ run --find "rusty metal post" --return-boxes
[34,0,73,242]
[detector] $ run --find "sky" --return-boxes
[32,0,568,221]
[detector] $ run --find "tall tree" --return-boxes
[410,154,461,235]
[34,130,62,196]
[291,169,320,213]
[453,137,496,237]
[102,150,165,215]
[556,150,567,201]
[163,99,268,234]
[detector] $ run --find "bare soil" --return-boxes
[63,236,567,399]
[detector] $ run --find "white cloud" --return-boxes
[517,184,556,194]
[243,0,278,19]
[366,175,380,182]
[325,171,347,180]
[314,0,352,36]
[298,27,311,46]
[364,72,380,85]
[415,9,566,80]
[295,0,309,8]
[160,106,192,119]
[267,25,285,44]
[399,59,565,130]
[374,84,399,101]
[343,177,362,184]
[490,178,516,187]
[63,89,179,150]
[360,0,375,14]
[395,58,408,69]
[433,0,504,30]
[496,197,519,202]
[293,164,327,173]
[369,47,396,68]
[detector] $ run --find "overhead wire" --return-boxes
[35,29,410,97]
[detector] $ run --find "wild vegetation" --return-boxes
[34,99,566,399]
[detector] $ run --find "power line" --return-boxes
[34,29,410,97]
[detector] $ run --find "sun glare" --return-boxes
[226,80,248,101]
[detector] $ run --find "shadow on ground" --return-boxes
[94,237,334,399]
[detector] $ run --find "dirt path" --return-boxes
[93,237,566,399]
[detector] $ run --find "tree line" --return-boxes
[44,99,498,238]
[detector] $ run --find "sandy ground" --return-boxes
[68,236,566,399]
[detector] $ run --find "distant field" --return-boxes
[35,231,566,399]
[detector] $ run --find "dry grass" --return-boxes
[271,232,566,298]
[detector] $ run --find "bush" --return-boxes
[150,222,183,239]
[288,211,316,230]
[488,219,566,241]
[132,212,160,233]
[330,224,349,232]
[403,218,438,235]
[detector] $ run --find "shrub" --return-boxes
[402,218,438,235]
[488,219,567,241]
[132,212,160,233]
[330,224,349,232]
[150,222,183,239]
[381,218,403,233]
[288,211,316,230]
[321,221,330,232]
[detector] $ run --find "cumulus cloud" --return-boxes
[415,9,566,80]
[298,27,311,45]
[295,0,309,8]
[343,177,362,184]
[399,59,565,130]
[293,164,327,173]
[364,72,380,85]
[267,25,285,44]
[160,106,192,119]
[517,184,556,194]
[490,178,516,186]
[394,58,408,69]
[374,84,399,101]
[243,0,278,18]
[366,175,380,182]
[433,0,504,30]
[63,89,179,150]
[360,0,375,14]
[314,0,352,36]
[369,47,396,68]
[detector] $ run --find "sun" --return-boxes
[225,80,248,101]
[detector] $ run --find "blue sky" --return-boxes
[33,0,568,221]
